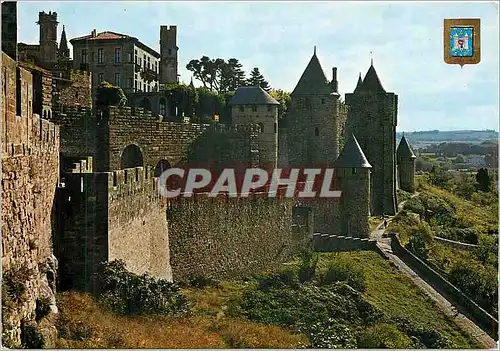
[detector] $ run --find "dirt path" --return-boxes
[370,193,497,349]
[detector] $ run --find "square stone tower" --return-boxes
[344,62,398,215]
[287,47,342,167]
[37,11,59,67]
[159,25,178,85]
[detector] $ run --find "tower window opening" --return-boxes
[352,168,357,175]
[321,98,325,104]
[315,127,319,136]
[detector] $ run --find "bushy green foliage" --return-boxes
[35,296,52,322]
[403,222,433,259]
[297,250,318,283]
[95,81,127,107]
[184,275,220,289]
[448,260,498,315]
[298,319,357,348]
[318,260,366,292]
[21,323,45,349]
[93,260,190,316]
[435,227,479,244]
[390,316,454,348]
[403,197,425,215]
[472,235,498,265]
[357,323,413,348]
[254,268,299,291]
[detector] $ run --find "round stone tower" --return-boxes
[229,86,280,169]
[396,134,416,193]
[333,133,372,238]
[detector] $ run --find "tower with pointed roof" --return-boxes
[230,86,280,168]
[58,25,70,59]
[397,135,416,192]
[333,133,372,237]
[345,61,398,215]
[287,47,344,167]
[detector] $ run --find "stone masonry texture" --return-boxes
[2,52,60,348]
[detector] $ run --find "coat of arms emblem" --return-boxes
[444,19,480,66]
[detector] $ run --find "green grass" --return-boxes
[316,251,477,348]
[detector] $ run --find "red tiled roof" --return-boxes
[71,31,131,42]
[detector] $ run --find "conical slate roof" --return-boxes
[397,135,416,159]
[59,25,69,57]
[291,48,332,95]
[353,72,363,93]
[229,86,280,105]
[333,133,372,168]
[359,63,386,93]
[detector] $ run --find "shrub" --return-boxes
[297,250,318,283]
[404,222,433,259]
[95,81,127,107]
[299,319,357,348]
[357,323,413,349]
[93,260,190,316]
[256,268,299,291]
[21,323,45,349]
[3,265,33,303]
[35,296,52,322]
[403,197,425,215]
[185,275,220,289]
[318,261,366,293]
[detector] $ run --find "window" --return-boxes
[97,48,104,64]
[143,54,146,67]
[114,72,120,86]
[352,168,357,175]
[90,51,94,62]
[239,105,244,112]
[258,123,264,133]
[147,56,150,69]
[159,98,166,116]
[128,53,132,63]
[134,80,137,92]
[98,73,103,83]
[274,122,277,134]
[81,49,87,64]
[155,62,157,73]
[321,98,325,104]
[128,77,133,88]
[114,48,121,64]
[315,127,319,136]
[251,105,257,112]
[168,49,172,55]
[134,49,138,63]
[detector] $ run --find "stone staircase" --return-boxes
[312,233,376,252]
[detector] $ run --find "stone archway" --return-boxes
[154,159,171,177]
[121,144,143,169]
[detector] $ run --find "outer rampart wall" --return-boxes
[1,52,60,348]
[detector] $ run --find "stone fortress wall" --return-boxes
[2,52,60,346]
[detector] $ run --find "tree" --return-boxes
[475,168,491,192]
[219,58,247,92]
[186,56,225,92]
[95,81,127,108]
[269,89,291,125]
[247,67,271,92]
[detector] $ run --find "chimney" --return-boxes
[332,67,338,93]
[91,29,96,37]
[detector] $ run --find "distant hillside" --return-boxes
[396,130,498,149]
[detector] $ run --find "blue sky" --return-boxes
[17,1,499,132]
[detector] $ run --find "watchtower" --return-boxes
[397,134,416,193]
[37,11,58,66]
[287,47,341,167]
[334,133,372,238]
[159,25,178,85]
[345,61,398,215]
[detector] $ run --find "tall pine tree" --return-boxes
[247,67,271,92]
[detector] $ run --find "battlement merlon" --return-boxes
[37,11,58,24]
[160,25,177,35]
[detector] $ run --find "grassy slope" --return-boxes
[56,250,476,348]
[316,251,476,348]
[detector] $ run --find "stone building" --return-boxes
[70,29,161,99]
[345,61,398,215]
[397,134,416,193]
[333,133,372,237]
[229,85,280,168]
[287,47,346,167]
[159,25,179,86]
[1,1,17,60]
